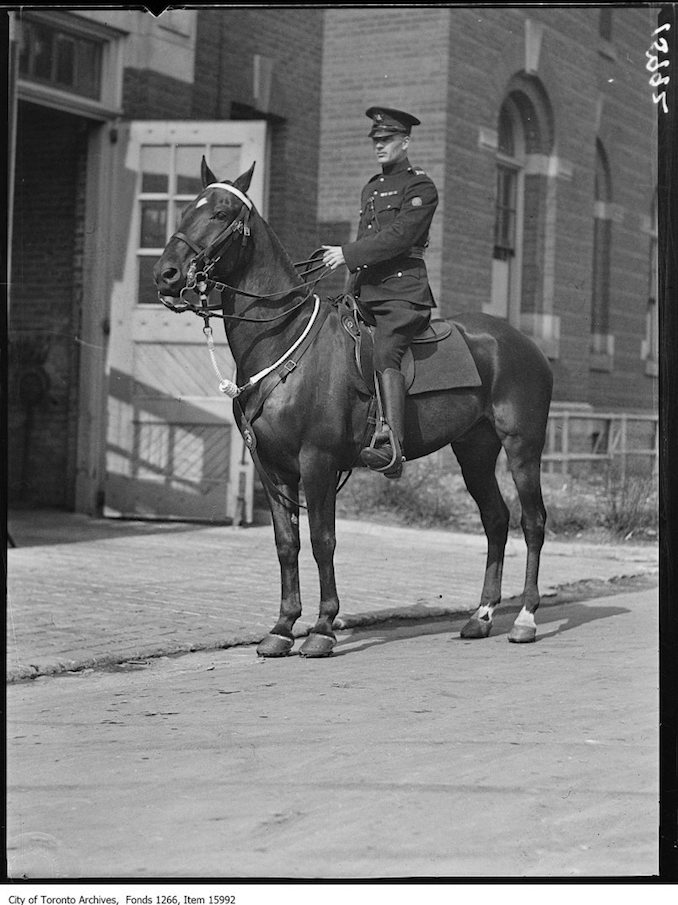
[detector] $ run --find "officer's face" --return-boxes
[372,134,409,167]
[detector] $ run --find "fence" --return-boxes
[541,410,658,479]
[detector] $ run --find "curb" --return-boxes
[7,572,657,684]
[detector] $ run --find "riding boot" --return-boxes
[360,368,406,479]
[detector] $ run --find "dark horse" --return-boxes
[154,161,553,657]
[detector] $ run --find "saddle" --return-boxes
[337,295,481,396]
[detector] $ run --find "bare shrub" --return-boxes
[335,455,658,541]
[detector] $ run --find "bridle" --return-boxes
[159,182,330,324]
[155,180,354,512]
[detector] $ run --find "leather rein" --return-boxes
[158,182,330,323]
[156,181,349,512]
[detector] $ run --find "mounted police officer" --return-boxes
[322,106,439,479]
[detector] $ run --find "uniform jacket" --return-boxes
[342,156,438,308]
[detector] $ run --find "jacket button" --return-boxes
[397,271,403,277]
[367,224,372,229]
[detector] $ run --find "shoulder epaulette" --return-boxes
[411,167,427,176]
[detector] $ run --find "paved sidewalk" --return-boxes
[6,509,659,682]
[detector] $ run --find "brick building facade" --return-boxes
[7,6,658,515]
[318,6,658,412]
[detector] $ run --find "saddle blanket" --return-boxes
[403,321,482,395]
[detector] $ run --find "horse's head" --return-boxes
[154,159,256,304]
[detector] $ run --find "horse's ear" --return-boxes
[234,162,256,195]
[201,156,217,188]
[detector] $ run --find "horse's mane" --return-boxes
[252,204,304,286]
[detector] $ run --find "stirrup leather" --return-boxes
[360,370,405,477]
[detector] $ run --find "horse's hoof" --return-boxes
[299,633,336,658]
[257,633,295,657]
[460,616,492,639]
[508,624,537,644]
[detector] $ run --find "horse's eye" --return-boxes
[211,210,230,221]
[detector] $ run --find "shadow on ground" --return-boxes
[7,510,220,548]
[332,596,632,657]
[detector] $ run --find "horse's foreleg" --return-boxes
[502,437,547,644]
[298,455,340,658]
[256,477,302,658]
[453,425,509,640]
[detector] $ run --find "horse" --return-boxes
[153,160,554,658]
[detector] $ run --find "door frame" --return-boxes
[75,119,269,517]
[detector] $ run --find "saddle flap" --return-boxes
[337,296,481,396]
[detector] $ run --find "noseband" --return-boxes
[160,183,330,323]
[163,182,253,315]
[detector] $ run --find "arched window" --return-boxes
[590,140,614,370]
[489,98,524,322]
[487,74,557,358]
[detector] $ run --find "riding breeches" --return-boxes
[367,298,432,371]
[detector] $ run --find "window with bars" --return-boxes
[136,143,242,305]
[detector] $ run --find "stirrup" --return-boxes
[360,424,404,477]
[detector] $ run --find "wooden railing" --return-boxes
[541,411,658,478]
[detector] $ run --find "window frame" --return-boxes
[489,96,526,325]
[15,9,125,120]
[590,140,614,371]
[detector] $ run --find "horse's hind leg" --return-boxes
[298,453,341,658]
[501,433,547,644]
[257,476,302,658]
[453,421,509,639]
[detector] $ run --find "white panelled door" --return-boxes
[104,120,267,522]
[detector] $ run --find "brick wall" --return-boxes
[319,7,451,303]
[9,103,90,506]
[588,7,658,411]
[319,6,657,413]
[191,8,324,261]
[119,9,324,261]
[122,68,193,118]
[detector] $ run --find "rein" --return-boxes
[156,179,353,511]
[159,182,332,322]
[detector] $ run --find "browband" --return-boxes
[205,182,253,209]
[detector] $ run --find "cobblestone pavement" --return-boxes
[6,509,659,682]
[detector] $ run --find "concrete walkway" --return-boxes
[5,509,659,683]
